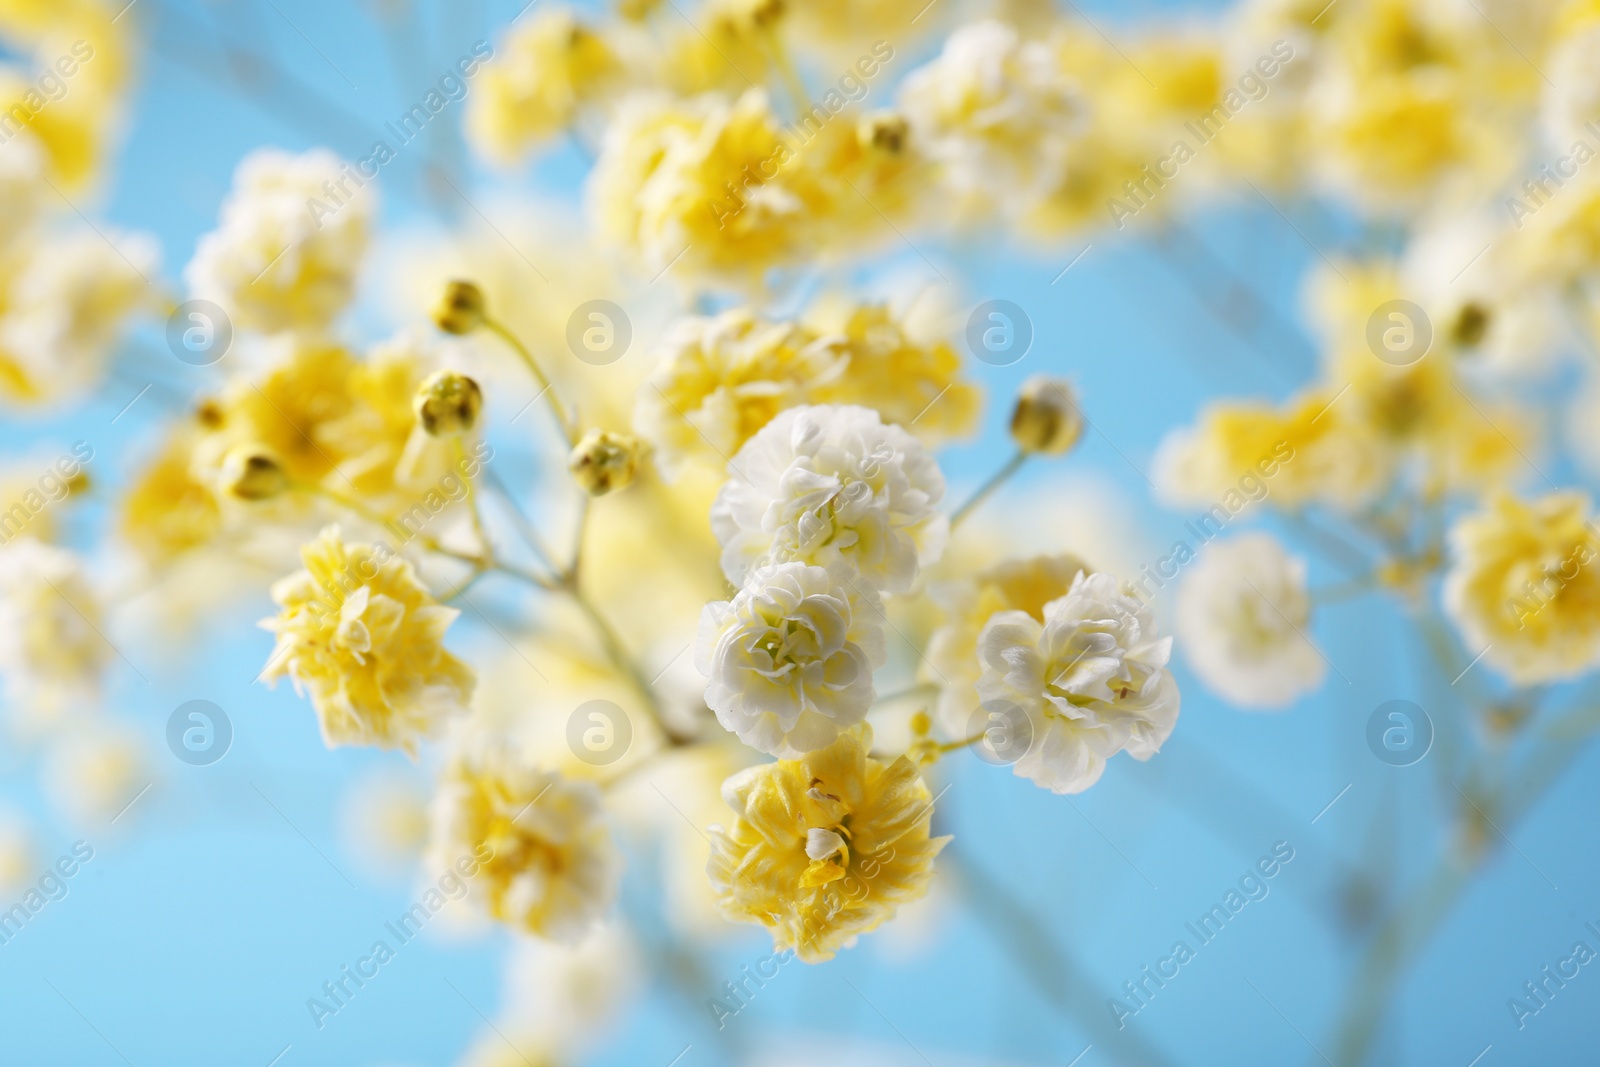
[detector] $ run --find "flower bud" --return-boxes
[414,370,484,436]
[568,429,642,496]
[431,280,487,335]
[220,444,287,501]
[1009,376,1084,457]
[859,112,908,154]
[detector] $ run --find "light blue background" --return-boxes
[1,1,1597,1065]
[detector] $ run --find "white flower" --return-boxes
[976,571,1179,794]
[711,404,947,593]
[1543,23,1600,148]
[0,131,46,249]
[0,538,107,728]
[185,148,373,333]
[498,923,642,1056]
[696,561,886,757]
[1175,534,1325,709]
[900,19,1080,205]
[0,228,157,406]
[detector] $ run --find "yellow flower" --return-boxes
[467,8,620,163]
[707,724,949,962]
[923,553,1091,734]
[635,308,846,472]
[119,428,223,563]
[193,339,359,491]
[592,89,832,283]
[1444,493,1600,685]
[429,740,621,942]
[259,526,476,755]
[1154,389,1390,511]
[810,303,981,444]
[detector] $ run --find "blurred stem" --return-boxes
[950,451,1027,530]
[453,436,492,563]
[765,32,811,114]
[1331,729,1588,1065]
[1283,511,1373,578]
[943,844,1179,1067]
[482,316,577,447]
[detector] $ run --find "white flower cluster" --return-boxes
[977,571,1180,794]
[696,405,945,757]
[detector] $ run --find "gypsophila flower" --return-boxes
[711,404,948,594]
[1443,493,1600,686]
[924,553,1091,737]
[1176,533,1325,709]
[707,724,949,962]
[696,561,886,757]
[429,740,621,942]
[977,571,1179,794]
[185,148,373,333]
[0,538,107,724]
[259,526,475,756]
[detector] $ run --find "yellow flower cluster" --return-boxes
[707,725,948,961]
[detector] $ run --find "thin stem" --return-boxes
[950,451,1027,530]
[765,32,811,115]
[569,577,694,746]
[454,436,492,564]
[482,316,577,447]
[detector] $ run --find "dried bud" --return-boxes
[195,398,226,430]
[859,112,908,154]
[414,370,484,436]
[432,280,487,335]
[220,444,287,501]
[568,429,642,496]
[1009,376,1084,457]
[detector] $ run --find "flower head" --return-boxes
[708,724,949,962]
[1176,533,1325,709]
[1443,493,1600,685]
[259,526,475,755]
[697,561,886,757]
[712,404,948,593]
[924,553,1091,735]
[635,309,847,474]
[0,539,107,722]
[429,740,621,942]
[900,20,1081,208]
[185,148,372,333]
[977,571,1179,793]
[467,8,620,162]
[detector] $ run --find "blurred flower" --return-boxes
[901,20,1081,209]
[186,148,373,333]
[697,561,885,757]
[809,303,981,445]
[429,740,621,942]
[337,767,432,879]
[44,726,148,825]
[0,227,156,407]
[977,571,1179,793]
[1443,492,1600,685]
[0,538,106,725]
[260,526,476,756]
[708,723,949,962]
[1176,533,1325,709]
[712,404,948,593]
[468,8,621,162]
[498,923,643,1055]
